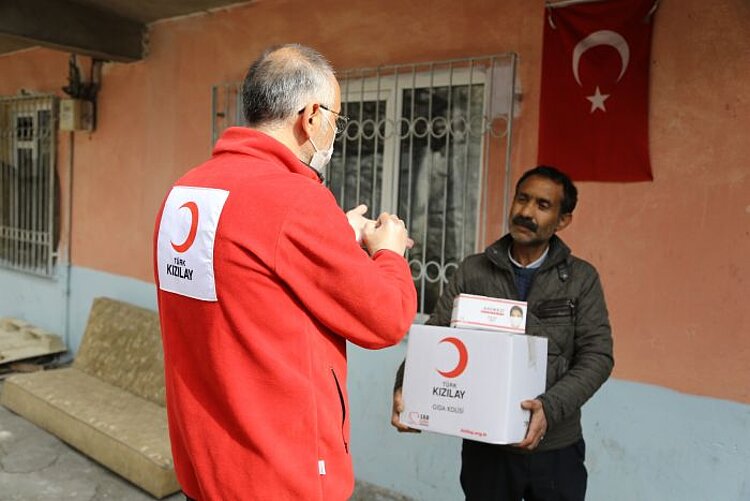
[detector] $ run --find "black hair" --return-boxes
[515,165,578,214]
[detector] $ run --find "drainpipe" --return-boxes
[62,130,74,358]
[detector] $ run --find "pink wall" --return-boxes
[1,0,748,403]
[0,49,72,254]
[63,0,547,283]
[566,0,750,402]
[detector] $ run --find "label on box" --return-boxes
[401,324,547,444]
[450,293,527,333]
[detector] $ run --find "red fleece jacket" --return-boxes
[153,127,417,501]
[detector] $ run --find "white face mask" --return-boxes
[510,315,523,328]
[309,135,334,172]
[308,112,336,173]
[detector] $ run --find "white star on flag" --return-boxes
[586,86,610,113]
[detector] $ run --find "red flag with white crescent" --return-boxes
[538,0,657,182]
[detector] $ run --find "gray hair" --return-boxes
[241,44,335,127]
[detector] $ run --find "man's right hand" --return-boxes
[363,212,409,256]
[391,388,421,433]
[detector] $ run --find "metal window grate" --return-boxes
[212,54,517,316]
[0,95,59,277]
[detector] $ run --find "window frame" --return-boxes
[0,95,59,278]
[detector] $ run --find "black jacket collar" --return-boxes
[484,234,571,272]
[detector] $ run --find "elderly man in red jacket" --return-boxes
[153,44,417,501]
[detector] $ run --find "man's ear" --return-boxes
[299,103,320,140]
[556,212,572,232]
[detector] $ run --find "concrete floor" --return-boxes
[0,391,183,501]
[0,382,411,501]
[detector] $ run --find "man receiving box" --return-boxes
[154,44,417,501]
[392,166,613,501]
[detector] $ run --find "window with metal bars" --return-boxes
[0,95,59,277]
[212,54,516,317]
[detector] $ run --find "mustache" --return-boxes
[511,215,538,232]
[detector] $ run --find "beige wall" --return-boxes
[0,0,748,403]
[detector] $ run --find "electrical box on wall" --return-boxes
[59,98,93,131]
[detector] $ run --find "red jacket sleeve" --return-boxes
[274,185,417,349]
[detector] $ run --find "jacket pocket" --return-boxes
[330,368,349,453]
[535,298,577,319]
[534,298,576,380]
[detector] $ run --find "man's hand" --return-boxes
[391,388,420,433]
[345,204,376,244]
[515,399,547,450]
[363,212,410,256]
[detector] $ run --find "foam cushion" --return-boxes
[1,367,179,498]
[73,297,166,406]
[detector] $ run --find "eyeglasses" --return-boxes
[318,104,349,135]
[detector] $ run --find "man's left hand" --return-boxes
[345,204,376,244]
[516,399,547,451]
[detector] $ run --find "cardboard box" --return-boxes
[450,293,528,333]
[401,324,547,444]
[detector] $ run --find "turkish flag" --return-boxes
[538,0,656,182]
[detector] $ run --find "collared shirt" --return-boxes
[508,244,550,269]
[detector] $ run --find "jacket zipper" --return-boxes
[536,298,576,318]
[330,367,349,453]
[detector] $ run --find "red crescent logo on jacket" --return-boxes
[437,337,468,378]
[171,201,199,253]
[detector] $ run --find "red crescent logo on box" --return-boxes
[437,337,468,378]
[171,201,199,253]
